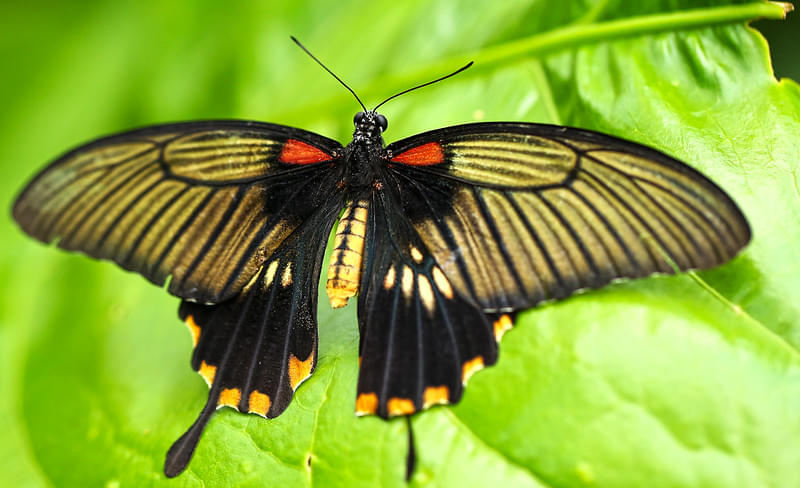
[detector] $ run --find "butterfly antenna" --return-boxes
[372,61,473,112]
[291,36,368,113]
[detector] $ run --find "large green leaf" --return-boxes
[1,1,798,486]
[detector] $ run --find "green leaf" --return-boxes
[1,1,798,487]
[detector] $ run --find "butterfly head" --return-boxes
[353,110,388,143]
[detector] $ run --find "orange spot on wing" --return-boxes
[387,397,416,416]
[248,390,271,416]
[279,139,332,164]
[423,386,450,408]
[219,388,241,407]
[493,314,513,342]
[185,315,201,347]
[288,352,314,390]
[198,361,217,386]
[462,356,484,384]
[355,393,378,415]
[391,142,444,166]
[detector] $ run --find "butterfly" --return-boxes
[11,37,751,479]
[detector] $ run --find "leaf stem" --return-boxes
[388,2,790,93]
[278,1,789,119]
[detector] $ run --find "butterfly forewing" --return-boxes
[13,121,343,304]
[386,122,751,312]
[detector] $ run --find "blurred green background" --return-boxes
[1,1,799,487]
[754,8,800,81]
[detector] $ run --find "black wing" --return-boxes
[353,121,750,418]
[385,122,751,312]
[165,188,344,477]
[13,120,343,304]
[355,188,505,418]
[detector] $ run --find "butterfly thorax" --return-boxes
[342,110,387,189]
[341,140,385,189]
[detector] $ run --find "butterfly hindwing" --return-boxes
[13,120,343,304]
[165,191,344,477]
[355,189,503,418]
[386,122,751,312]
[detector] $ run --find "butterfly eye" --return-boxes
[354,111,365,125]
[376,114,388,132]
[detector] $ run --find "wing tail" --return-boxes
[164,199,341,477]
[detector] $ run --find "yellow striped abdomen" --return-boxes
[326,200,368,308]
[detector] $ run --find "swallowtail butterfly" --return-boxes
[12,38,750,478]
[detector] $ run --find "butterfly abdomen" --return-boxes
[326,199,369,308]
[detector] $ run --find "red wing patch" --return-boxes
[279,139,333,164]
[390,142,444,166]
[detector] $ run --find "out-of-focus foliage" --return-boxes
[1,1,798,487]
